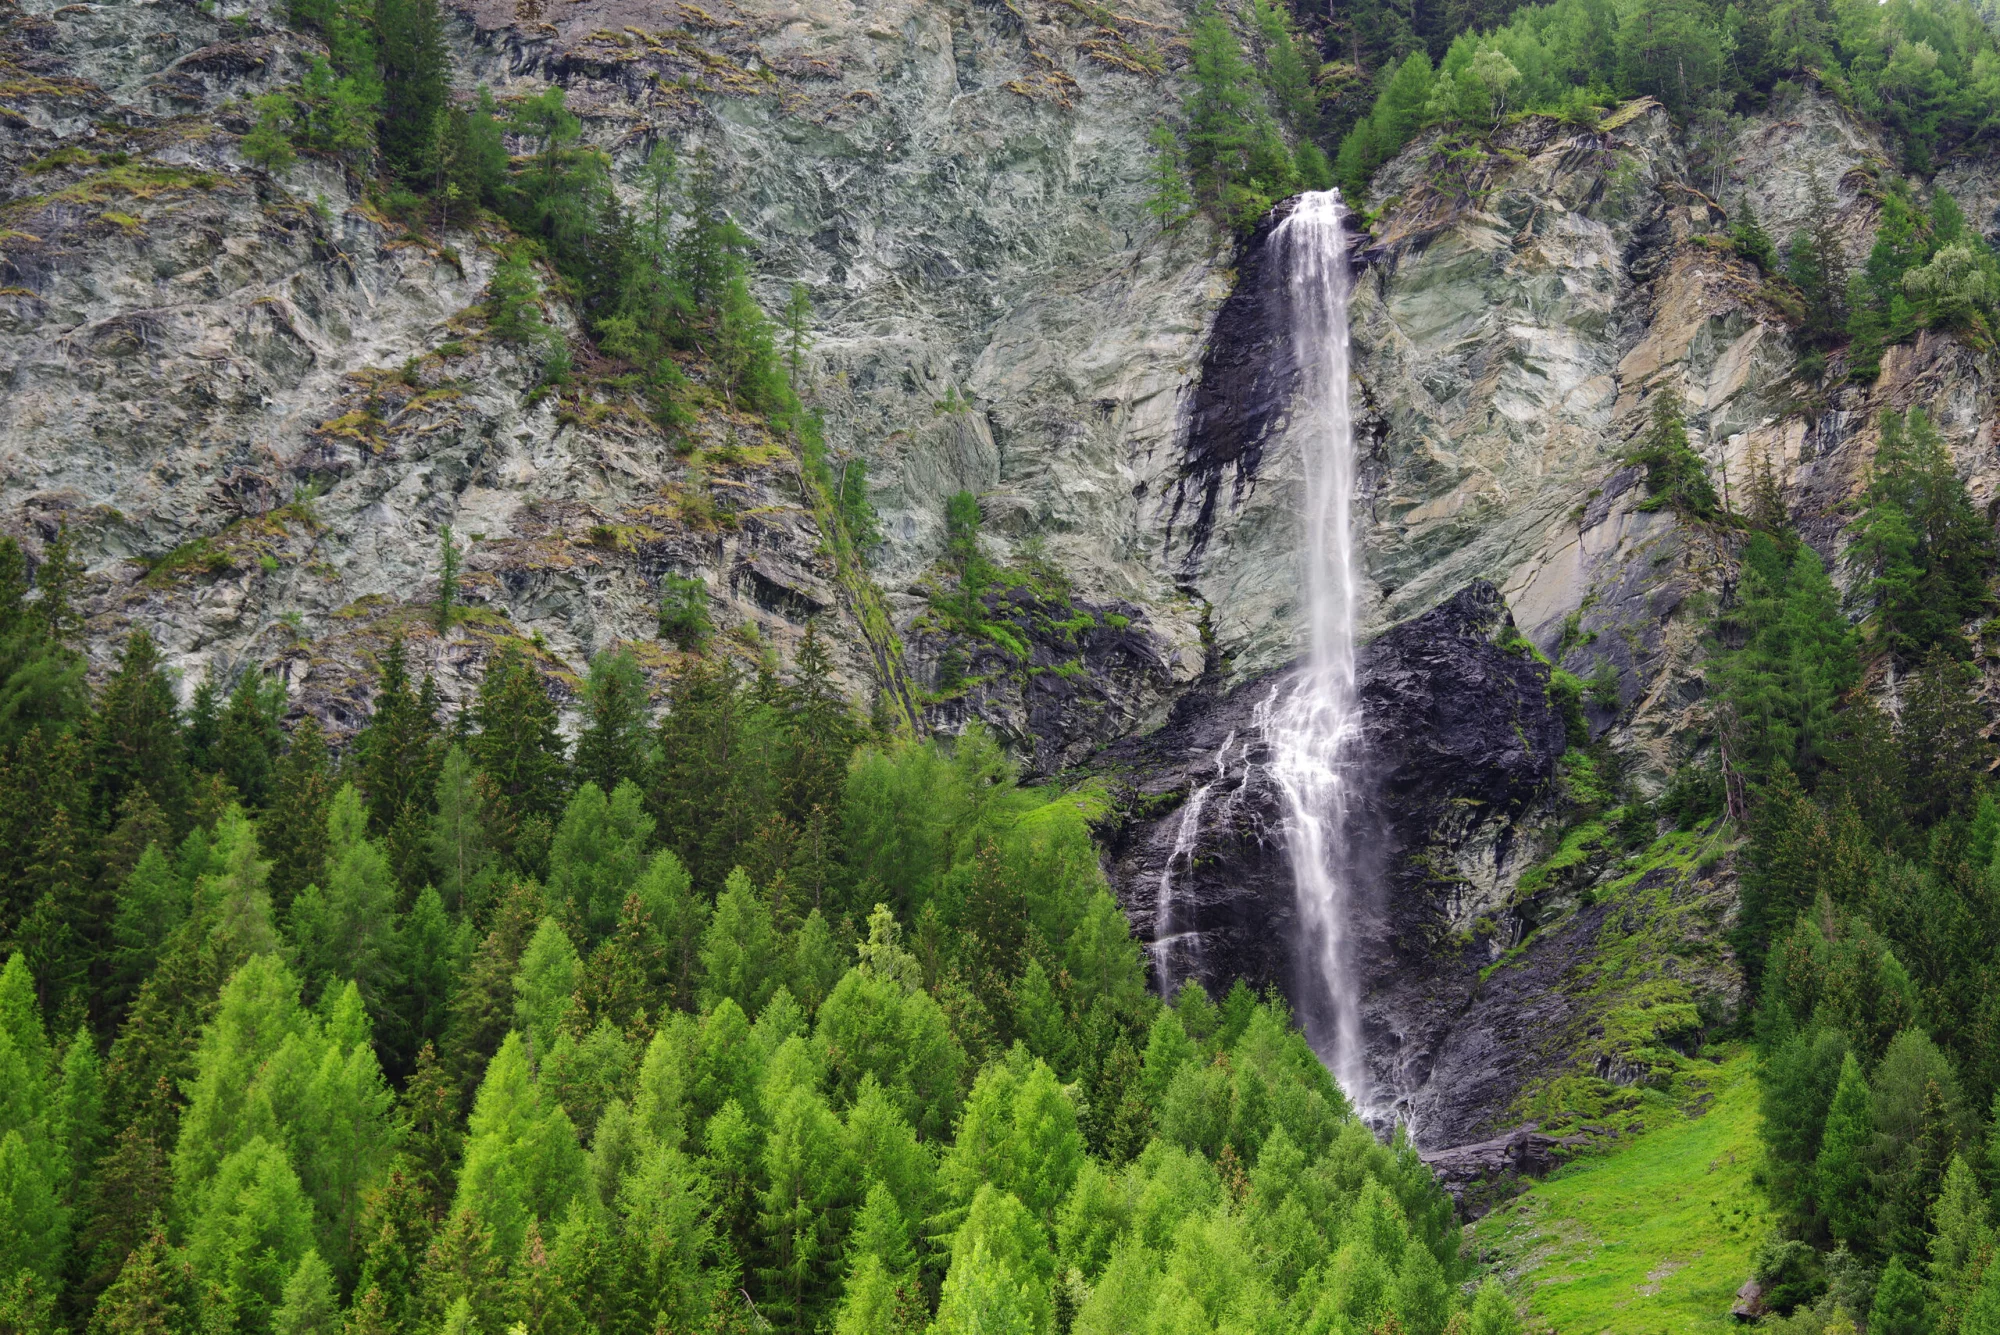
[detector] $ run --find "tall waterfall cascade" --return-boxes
[1258,190,1371,1109]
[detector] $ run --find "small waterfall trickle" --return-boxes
[1258,190,1371,1109]
[1151,730,1236,996]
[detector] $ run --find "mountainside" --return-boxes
[6,0,2000,1324]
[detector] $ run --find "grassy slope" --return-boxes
[1472,1052,1771,1335]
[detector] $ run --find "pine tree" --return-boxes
[183,1137,315,1335]
[512,918,581,1056]
[468,645,567,863]
[574,651,651,798]
[353,639,442,849]
[90,630,188,829]
[1816,1051,1874,1247]
[375,0,448,186]
[263,719,333,913]
[434,527,462,635]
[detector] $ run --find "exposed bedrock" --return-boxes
[1102,583,1567,1140]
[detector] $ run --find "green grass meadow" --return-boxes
[1471,1052,1771,1335]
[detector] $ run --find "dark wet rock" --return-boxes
[1102,580,1567,1096]
[1419,1123,1595,1219]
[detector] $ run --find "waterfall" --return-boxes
[1150,730,1236,996]
[1257,189,1370,1108]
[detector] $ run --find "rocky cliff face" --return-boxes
[1105,89,1998,1150]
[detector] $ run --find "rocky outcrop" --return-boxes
[1420,1124,1593,1219]
[1103,581,1566,1033]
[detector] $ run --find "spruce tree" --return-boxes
[1732,197,1778,273]
[1816,1051,1874,1247]
[779,623,851,831]
[87,1218,193,1335]
[32,527,85,648]
[1628,387,1719,518]
[1785,172,1851,374]
[649,659,771,892]
[215,673,285,810]
[573,651,651,798]
[1875,1257,1934,1335]
[90,630,189,830]
[375,0,448,186]
[468,645,567,863]
[262,718,333,913]
[353,639,442,848]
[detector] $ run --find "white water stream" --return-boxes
[1257,190,1371,1108]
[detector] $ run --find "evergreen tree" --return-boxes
[1144,123,1194,228]
[1900,647,1988,827]
[546,782,654,948]
[270,1250,338,1335]
[779,623,852,832]
[352,639,441,860]
[215,674,285,811]
[1876,1256,1935,1335]
[573,651,651,798]
[261,719,333,912]
[87,1218,193,1335]
[451,1033,589,1265]
[376,0,449,183]
[1733,197,1778,273]
[442,883,542,1097]
[1628,387,1719,518]
[1715,532,1858,783]
[698,870,781,1017]
[1853,409,1994,661]
[31,528,85,649]
[649,660,772,892]
[286,787,403,1012]
[1786,172,1851,375]
[183,1137,315,1335]
[468,645,567,867]
[1816,1051,1875,1247]
[425,746,494,918]
[90,630,188,829]
[512,918,581,1057]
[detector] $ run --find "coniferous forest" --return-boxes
[5,0,2000,1324]
[0,552,1496,1335]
